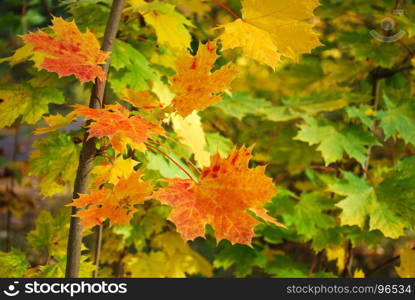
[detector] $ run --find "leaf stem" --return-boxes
[210,0,241,19]
[148,138,202,175]
[145,142,196,181]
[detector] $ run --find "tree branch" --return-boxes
[65,0,125,278]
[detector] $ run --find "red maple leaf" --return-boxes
[73,103,163,153]
[153,146,284,246]
[22,17,109,83]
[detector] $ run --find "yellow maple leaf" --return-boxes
[170,41,237,117]
[326,246,346,272]
[171,112,211,167]
[91,156,137,186]
[217,0,322,69]
[353,269,365,278]
[0,43,45,67]
[127,0,193,50]
[177,0,211,17]
[125,232,212,278]
[396,247,415,278]
[151,78,211,167]
[34,112,76,135]
[121,89,161,110]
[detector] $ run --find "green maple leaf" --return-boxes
[295,117,379,165]
[376,93,415,145]
[215,91,347,122]
[339,31,404,68]
[329,171,408,239]
[37,255,95,278]
[0,249,29,278]
[376,155,415,226]
[265,254,309,278]
[284,192,336,239]
[0,83,64,128]
[213,92,276,121]
[145,150,194,179]
[109,40,156,94]
[204,132,233,158]
[27,209,71,258]
[29,131,80,197]
[214,241,265,277]
[346,105,374,128]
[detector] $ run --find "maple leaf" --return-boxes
[0,43,44,67]
[29,132,80,197]
[217,0,322,69]
[21,17,109,83]
[177,0,211,18]
[0,83,64,128]
[127,0,194,50]
[171,112,211,167]
[122,89,161,110]
[125,232,212,278]
[213,242,262,277]
[295,116,379,166]
[109,40,156,94]
[375,93,415,146]
[70,171,153,228]
[73,103,163,153]
[91,156,137,186]
[170,41,237,117]
[34,112,76,135]
[396,247,415,278]
[153,146,283,246]
[328,171,408,239]
[0,249,29,278]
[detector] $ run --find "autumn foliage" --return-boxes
[1,0,415,279]
[154,146,283,245]
[22,17,109,83]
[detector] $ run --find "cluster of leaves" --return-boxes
[0,0,415,278]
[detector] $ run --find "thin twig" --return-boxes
[145,142,196,181]
[92,225,103,278]
[148,139,201,175]
[363,76,381,178]
[210,0,241,19]
[342,241,353,277]
[366,245,415,277]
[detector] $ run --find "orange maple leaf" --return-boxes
[69,171,153,228]
[153,146,284,246]
[73,103,163,153]
[170,41,237,117]
[122,89,161,110]
[21,17,109,83]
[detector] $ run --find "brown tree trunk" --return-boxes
[65,0,125,278]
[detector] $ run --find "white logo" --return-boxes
[370,9,406,43]
[3,281,20,297]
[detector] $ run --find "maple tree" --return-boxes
[0,0,415,280]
